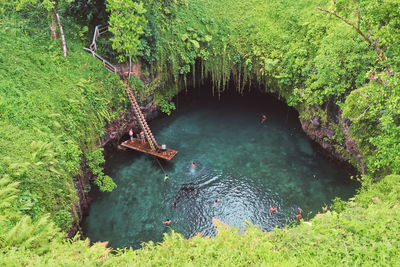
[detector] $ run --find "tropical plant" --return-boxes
[107,0,148,76]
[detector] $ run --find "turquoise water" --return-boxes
[82,90,358,249]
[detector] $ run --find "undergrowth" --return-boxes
[0,174,398,265]
[0,8,126,230]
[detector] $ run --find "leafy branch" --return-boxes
[316,4,384,59]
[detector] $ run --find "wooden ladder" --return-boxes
[84,24,169,155]
[125,85,159,151]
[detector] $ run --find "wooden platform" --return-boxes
[121,139,178,160]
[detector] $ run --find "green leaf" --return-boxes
[204,35,212,42]
[181,33,189,41]
[190,39,200,50]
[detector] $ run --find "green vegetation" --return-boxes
[144,0,400,176]
[0,5,126,229]
[0,0,399,265]
[107,0,147,70]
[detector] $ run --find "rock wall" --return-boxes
[68,165,93,238]
[300,104,366,173]
[101,99,160,158]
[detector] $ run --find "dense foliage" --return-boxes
[0,0,399,265]
[138,0,400,176]
[0,6,126,229]
[107,0,147,63]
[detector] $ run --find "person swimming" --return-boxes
[261,114,267,123]
[164,174,169,182]
[191,161,196,168]
[162,219,171,225]
[269,206,277,213]
[296,208,302,220]
[213,199,221,206]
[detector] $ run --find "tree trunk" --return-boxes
[50,13,59,40]
[55,13,67,57]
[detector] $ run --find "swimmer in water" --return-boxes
[269,206,277,213]
[164,174,169,182]
[191,161,196,168]
[261,114,267,123]
[296,208,302,220]
[162,219,171,225]
[213,199,221,206]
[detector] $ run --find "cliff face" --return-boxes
[69,100,159,238]
[101,99,160,158]
[68,165,94,238]
[300,103,366,173]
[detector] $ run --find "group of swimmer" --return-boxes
[262,113,302,220]
[162,161,303,226]
[162,161,197,225]
[162,161,222,226]
[131,116,305,227]
[163,206,302,227]
[163,198,222,226]
[268,206,302,220]
[164,161,196,182]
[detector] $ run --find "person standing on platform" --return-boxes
[161,144,167,155]
[140,131,145,144]
[129,128,134,142]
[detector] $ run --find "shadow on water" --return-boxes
[82,87,359,249]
